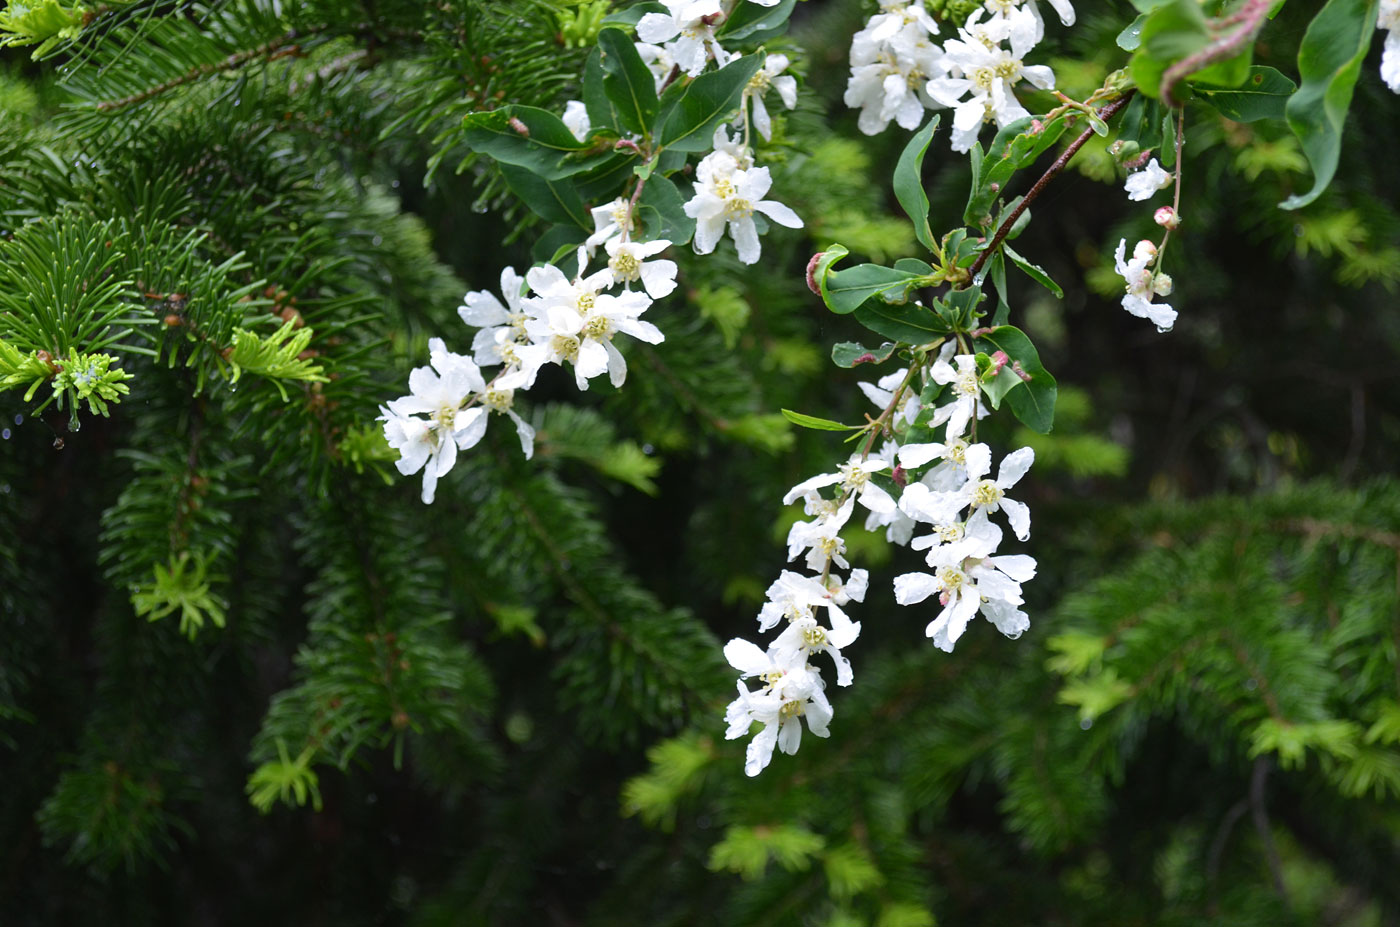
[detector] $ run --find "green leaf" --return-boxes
[1003,244,1063,298]
[635,173,695,244]
[853,302,951,345]
[1129,0,1209,100]
[499,164,590,229]
[973,325,1057,433]
[597,28,659,136]
[893,115,940,251]
[657,53,763,152]
[583,47,622,132]
[964,115,1068,227]
[1280,0,1377,210]
[1195,66,1297,122]
[461,106,597,181]
[1117,12,1149,50]
[601,1,666,27]
[832,341,899,368]
[814,246,930,314]
[780,409,862,431]
[719,0,796,41]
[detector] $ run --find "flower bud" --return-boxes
[1152,273,1173,297]
[806,252,824,295]
[1154,206,1180,230]
[987,350,1010,376]
[1132,239,1158,263]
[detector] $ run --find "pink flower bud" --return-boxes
[1154,206,1180,230]
[892,465,907,489]
[987,350,1010,376]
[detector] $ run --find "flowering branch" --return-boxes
[967,91,1136,281]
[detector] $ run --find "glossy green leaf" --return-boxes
[720,0,796,41]
[657,54,763,152]
[964,115,1068,227]
[1117,12,1148,50]
[462,106,596,181]
[1280,0,1377,210]
[1194,66,1297,122]
[893,115,940,251]
[499,164,590,229]
[780,409,861,431]
[831,341,899,368]
[816,247,929,314]
[583,47,622,131]
[853,301,951,344]
[635,173,695,244]
[598,28,659,136]
[973,326,1057,433]
[1003,244,1063,299]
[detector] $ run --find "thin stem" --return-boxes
[1156,108,1186,267]
[1159,0,1272,106]
[966,91,1135,281]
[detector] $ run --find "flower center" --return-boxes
[839,463,870,490]
[995,59,1023,81]
[482,389,512,413]
[551,334,581,361]
[956,370,979,397]
[723,197,754,220]
[779,700,805,718]
[938,566,966,592]
[972,479,1004,507]
[432,404,457,431]
[713,178,736,199]
[576,291,596,313]
[947,439,968,464]
[747,71,771,94]
[609,251,641,281]
[801,626,828,647]
[972,66,996,90]
[581,315,612,340]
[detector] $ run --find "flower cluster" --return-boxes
[384,0,804,501]
[725,343,1037,775]
[844,0,1074,150]
[1113,238,1175,332]
[379,242,671,503]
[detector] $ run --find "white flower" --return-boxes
[602,237,678,298]
[723,643,833,776]
[784,453,897,516]
[710,124,754,170]
[380,339,487,504]
[926,8,1052,152]
[1124,157,1173,202]
[927,352,986,440]
[458,267,529,367]
[635,41,679,91]
[863,441,919,544]
[636,0,728,77]
[858,368,921,426]
[562,99,591,141]
[1381,0,1400,92]
[898,435,980,491]
[785,495,855,572]
[516,255,663,390]
[475,382,536,459]
[1114,238,1177,332]
[945,444,1034,541]
[893,511,1037,651]
[585,197,634,253]
[739,52,799,140]
[684,154,803,264]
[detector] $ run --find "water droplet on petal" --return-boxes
[52,437,65,450]
[13,414,21,424]
[1,428,9,440]
[1079,717,1093,730]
